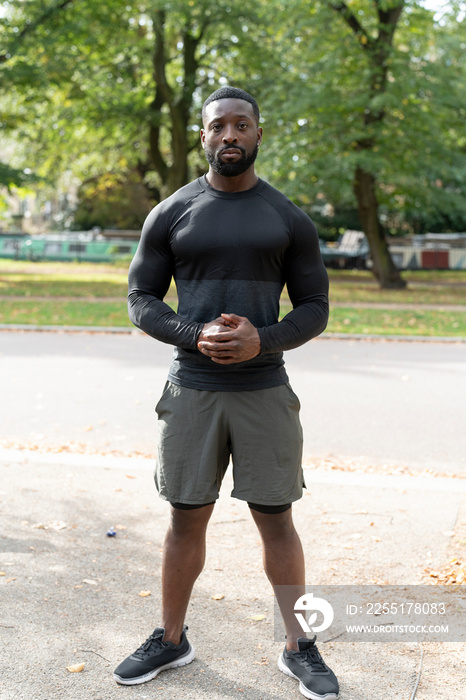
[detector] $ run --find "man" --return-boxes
[114,86,339,700]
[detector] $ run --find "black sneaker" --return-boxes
[113,626,195,685]
[278,636,339,700]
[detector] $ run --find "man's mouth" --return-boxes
[220,148,242,157]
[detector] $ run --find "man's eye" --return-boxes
[238,123,248,129]
[212,124,222,131]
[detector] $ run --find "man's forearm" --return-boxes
[128,292,204,349]
[257,297,329,354]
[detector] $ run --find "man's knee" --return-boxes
[249,503,297,539]
[168,501,215,537]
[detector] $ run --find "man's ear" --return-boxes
[200,129,206,148]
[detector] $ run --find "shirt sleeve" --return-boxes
[257,211,329,354]
[127,205,204,348]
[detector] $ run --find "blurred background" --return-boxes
[0,0,465,334]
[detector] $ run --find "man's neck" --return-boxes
[205,167,258,193]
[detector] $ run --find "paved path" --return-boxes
[1,449,465,700]
[1,331,465,699]
[1,331,465,473]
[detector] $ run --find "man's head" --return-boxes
[201,87,262,179]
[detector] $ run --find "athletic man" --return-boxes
[114,86,339,700]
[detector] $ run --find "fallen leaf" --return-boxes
[66,663,85,673]
[32,521,67,531]
[211,593,225,600]
[82,579,98,586]
[138,590,151,597]
[125,475,136,479]
[0,572,5,576]
[6,578,16,583]
[254,656,269,665]
[251,614,266,621]
[424,560,465,585]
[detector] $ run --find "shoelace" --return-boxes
[133,632,165,660]
[294,639,327,673]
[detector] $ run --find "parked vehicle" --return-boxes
[0,232,139,262]
[0,233,29,260]
[319,230,369,269]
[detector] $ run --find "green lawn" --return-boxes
[0,299,131,327]
[327,307,466,337]
[1,299,465,338]
[0,259,465,337]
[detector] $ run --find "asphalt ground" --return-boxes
[1,331,465,472]
[1,450,465,700]
[1,331,465,699]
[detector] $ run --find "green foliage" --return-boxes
[72,171,153,230]
[0,0,465,237]
[257,1,466,233]
[0,162,36,188]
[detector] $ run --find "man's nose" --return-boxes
[222,127,237,143]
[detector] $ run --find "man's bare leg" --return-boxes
[161,503,215,644]
[249,507,305,651]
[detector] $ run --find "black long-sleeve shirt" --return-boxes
[128,176,329,391]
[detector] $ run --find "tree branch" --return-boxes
[148,87,169,183]
[329,1,370,47]
[376,1,405,47]
[1,0,74,63]
[152,9,173,106]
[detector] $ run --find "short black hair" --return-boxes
[202,87,260,124]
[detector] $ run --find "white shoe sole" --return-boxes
[278,653,339,700]
[114,644,195,686]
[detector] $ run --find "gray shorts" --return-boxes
[154,381,304,506]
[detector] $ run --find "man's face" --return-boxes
[200,98,262,177]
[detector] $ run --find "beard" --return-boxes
[204,144,259,177]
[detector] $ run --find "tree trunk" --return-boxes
[147,11,203,200]
[330,1,406,289]
[353,166,406,289]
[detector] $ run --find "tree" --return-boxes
[2,0,465,264]
[258,0,466,287]
[0,0,262,204]
[142,2,261,198]
[329,0,406,288]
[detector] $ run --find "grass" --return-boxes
[0,258,465,337]
[0,299,132,327]
[1,300,465,338]
[0,272,128,298]
[328,279,466,306]
[328,268,466,285]
[327,307,466,337]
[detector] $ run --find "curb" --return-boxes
[0,323,139,334]
[322,332,466,343]
[0,323,464,343]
